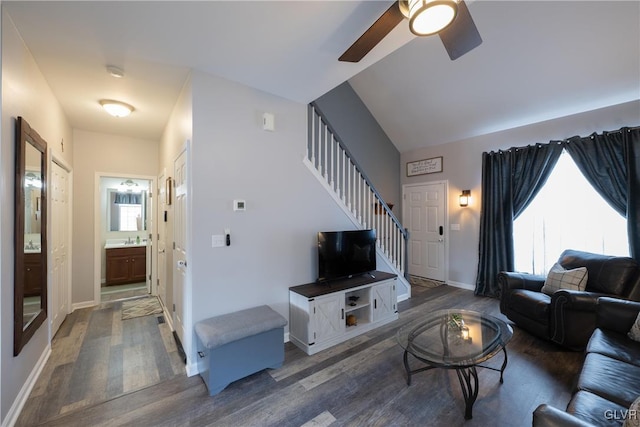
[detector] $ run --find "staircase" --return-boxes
[304,103,411,300]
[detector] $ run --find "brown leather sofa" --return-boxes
[533,297,640,426]
[498,249,640,350]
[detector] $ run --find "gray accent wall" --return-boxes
[314,82,402,220]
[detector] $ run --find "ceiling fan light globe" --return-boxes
[408,0,458,36]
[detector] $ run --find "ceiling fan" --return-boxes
[339,0,482,63]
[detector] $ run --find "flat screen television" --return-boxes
[317,229,376,281]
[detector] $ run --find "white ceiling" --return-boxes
[4,1,640,152]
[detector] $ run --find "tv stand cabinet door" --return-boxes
[372,279,397,322]
[311,293,345,345]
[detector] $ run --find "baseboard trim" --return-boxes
[71,300,96,312]
[185,360,198,377]
[447,280,475,291]
[158,300,174,332]
[397,292,410,303]
[3,345,51,427]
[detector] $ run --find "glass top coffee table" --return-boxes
[397,309,513,420]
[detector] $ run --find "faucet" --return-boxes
[126,236,133,244]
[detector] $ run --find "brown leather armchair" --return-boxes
[498,249,640,350]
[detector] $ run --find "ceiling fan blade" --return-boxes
[439,0,482,60]
[339,1,404,63]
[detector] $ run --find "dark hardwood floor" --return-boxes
[17,285,584,426]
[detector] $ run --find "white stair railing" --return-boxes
[305,103,408,279]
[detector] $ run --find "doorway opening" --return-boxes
[96,175,155,303]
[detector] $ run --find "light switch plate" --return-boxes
[212,234,225,248]
[262,113,275,131]
[450,223,461,231]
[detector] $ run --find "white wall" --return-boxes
[72,130,159,305]
[401,100,640,288]
[182,70,356,368]
[1,11,73,424]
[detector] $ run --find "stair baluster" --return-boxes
[304,103,408,281]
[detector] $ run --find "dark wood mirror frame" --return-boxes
[14,116,48,356]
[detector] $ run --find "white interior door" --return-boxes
[157,172,167,307]
[404,182,446,281]
[173,149,188,344]
[50,161,70,337]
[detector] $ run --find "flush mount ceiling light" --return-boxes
[99,99,134,118]
[400,0,459,36]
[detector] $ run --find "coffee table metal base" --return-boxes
[402,347,508,420]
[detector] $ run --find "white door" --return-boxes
[51,161,70,337]
[173,149,188,344]
[404,182,446,281]
[157,172,167,307]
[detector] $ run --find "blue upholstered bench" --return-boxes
[194,305,287,396]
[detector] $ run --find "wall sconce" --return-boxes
[459,190,471,207]
[118,179,141,193]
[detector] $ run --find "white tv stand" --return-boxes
[289,271,398,355]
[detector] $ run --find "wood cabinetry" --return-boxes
[289,271,398,355]
[105,246,146,286]
[24,252,43,297]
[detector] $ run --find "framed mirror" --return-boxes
[14,116,48,356]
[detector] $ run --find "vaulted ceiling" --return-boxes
[4,1,639,152]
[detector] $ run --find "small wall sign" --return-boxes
[406,156,443,177]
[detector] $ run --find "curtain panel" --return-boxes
[114,192,142,205]
[564,127,640,258]
[475,126,640,298]
[475,143,563,297]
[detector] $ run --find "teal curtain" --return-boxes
[114,192,142,205]
[476,126,640,297]
[475,143,564,297]
[565,127,640,258]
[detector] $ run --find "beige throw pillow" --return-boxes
[541,262,588,296]
[628,312,640,343]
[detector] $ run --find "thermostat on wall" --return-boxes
[233,200,246,211]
